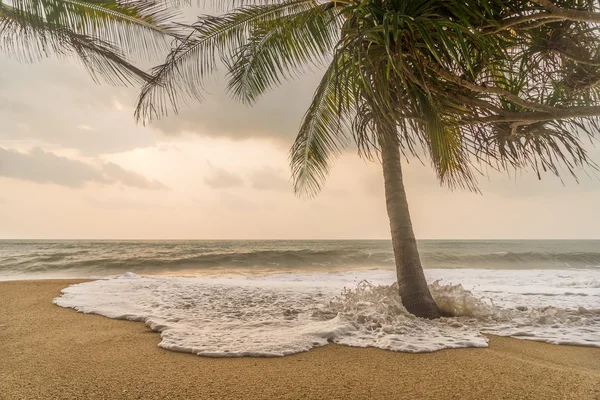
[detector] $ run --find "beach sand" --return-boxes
[1,280,599,400]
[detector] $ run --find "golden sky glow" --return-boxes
[1,55,600,239]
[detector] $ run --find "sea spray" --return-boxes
[428,281,497,317]
[54,269,600,357]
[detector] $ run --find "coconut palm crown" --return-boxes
[136,0,600,318]
[0,0,180,84]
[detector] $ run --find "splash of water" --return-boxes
[54,271,600,357]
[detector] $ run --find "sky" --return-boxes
[1,44,600,239]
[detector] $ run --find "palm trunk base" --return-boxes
[399,289,441,319]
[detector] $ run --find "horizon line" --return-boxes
[1,238,599,241]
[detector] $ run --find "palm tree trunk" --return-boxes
[380,129,441,319]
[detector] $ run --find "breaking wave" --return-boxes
[54,269,600,357]
[2,240,600,278]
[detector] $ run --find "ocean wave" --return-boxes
[1,250,392,273]
[2,241,600,276]
[423,251,600,267]
[53,270,600,357]
[0,250,600,276]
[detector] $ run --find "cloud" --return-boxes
[204,166,296,192]
[0,147,108,188]
[102,162,166,190]
[204,164,244,189]
[249,167,291,192]
[0,54,326,156]
[149,71,324,141]
[0,57,156,155]
[0,147,164,189]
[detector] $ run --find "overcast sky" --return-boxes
[1,48,600,240]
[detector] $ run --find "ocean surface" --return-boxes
[2,240,599,356]
[2,239,600,279]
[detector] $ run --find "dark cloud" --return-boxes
[0,147,164,189]
[249,167,291,192]
[0,147,109,188]
[204,164,244,189]
[149,71,324,141]
[1,51,327,154]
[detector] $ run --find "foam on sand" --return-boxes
[54,269,600,357]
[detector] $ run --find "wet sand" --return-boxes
[1,280,599,400]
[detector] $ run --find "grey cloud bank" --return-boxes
[1,56,325,157]
[149,72,323,141]
[0,147,164,189]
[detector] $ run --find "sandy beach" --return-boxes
[1,280,599,400]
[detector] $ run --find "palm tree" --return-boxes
[136,0,600,318]
[0,0,178,85]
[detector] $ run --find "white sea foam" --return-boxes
[54,269,600,357]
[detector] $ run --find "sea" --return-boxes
[1,240,599,356]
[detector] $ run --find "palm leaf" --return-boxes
[226,3,340,104]
[7,0,179,59]
[413,89,478,191]
[135,0,320,123]
[0,1,150,85]
[290,55,354,198]
[138,0,600,193]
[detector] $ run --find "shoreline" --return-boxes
[1,280,599,400]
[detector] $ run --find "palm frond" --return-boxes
[212,0,286,12]
[413,90,478,192]
[0,1,150,85]
[462,117,598,182]
[290,56,353,198]
[138,0,600,193]
[7,0,180,59]
[226,2,339,104]
[135,0,320,122]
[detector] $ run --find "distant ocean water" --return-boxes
[1,240,600,279]
[2,240,599,356]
